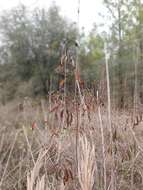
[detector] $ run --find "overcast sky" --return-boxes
[0,0,108,33]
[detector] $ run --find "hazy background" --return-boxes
[0,0,107,33]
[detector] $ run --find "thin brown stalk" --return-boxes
[97,91,107,190]
[0,130,20,188]
[105,43,115,190]
[22,125,35,165]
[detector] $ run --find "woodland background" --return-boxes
[0,0,143,109]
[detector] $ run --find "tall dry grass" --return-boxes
[0,95,143,190]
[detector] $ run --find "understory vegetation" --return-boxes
[0,94,143,190]
[0,96,143,190]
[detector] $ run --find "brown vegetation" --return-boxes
[0,93,143,190]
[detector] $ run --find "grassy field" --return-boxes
[0,94,143,190]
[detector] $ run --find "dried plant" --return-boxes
[78,134,96,190]
[1,94,143,190]
[27,149,50,190]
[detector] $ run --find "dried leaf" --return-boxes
[59,80,65,87]
[63,169,69,185]
[112,129,117,142]
[60,109,64,119]
[31,121,37,130]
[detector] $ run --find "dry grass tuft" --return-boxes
[78,134,96,190]
[27,150,49,190]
